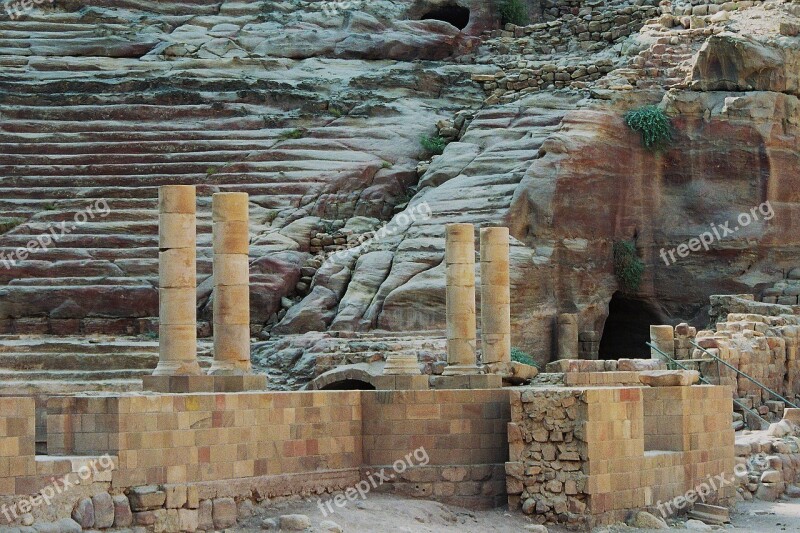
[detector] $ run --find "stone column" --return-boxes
[557,313,579,360]
[443,223,481,375]
[650,325,675,361]
[153,185,201,376]
[480,227,511,365]
[209,192,251,375]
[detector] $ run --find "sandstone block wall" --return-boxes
[507,385,735,528]
[40,389,510,511]
[0,397,36,495]
[48,392,362,489]
[696,309,800,418]
[362,389,510,508]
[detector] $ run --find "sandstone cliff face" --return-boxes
[2,0,800,371]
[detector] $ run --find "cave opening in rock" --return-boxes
[598,292,662,359]
[421,5,471,30]
[318,379,376,391]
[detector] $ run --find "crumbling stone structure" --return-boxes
[507,384,735,528]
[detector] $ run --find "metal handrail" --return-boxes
[646,341,769,427]
[689,340,799,409]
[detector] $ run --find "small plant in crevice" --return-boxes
[278,128,305,141]
[511,347,540,369]
[613,240,645,293]
[381,161,393,169]
[206,166,219,176]
[498,0,529,26]
[624,105,673,151]
[0,217,24,234]
[420,135,447,155]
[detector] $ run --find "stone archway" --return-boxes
[421,4,471,29]
[598,292,663,359]
[308,364,382,390]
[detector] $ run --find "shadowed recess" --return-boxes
[421,5,471,29]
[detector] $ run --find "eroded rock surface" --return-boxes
[0,0,799,382]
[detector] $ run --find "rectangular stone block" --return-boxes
[142,375,216,393]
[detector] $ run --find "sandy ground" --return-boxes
[233,493,562,532]
[232,493,800,532]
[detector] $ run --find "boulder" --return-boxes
[113,495,133,528]
[212,497,238,529]
[629,510,669,529]
[71,497,94,529]
[92,492,114,529]
[128,486,166,511]
[279,514,312,531]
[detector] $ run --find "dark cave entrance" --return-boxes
[318,379,376,391]
[598,292,662,359]
[421,5,471,30]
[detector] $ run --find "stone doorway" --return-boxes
[421,4,471,29]
[598,292,662,359]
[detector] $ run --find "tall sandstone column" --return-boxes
[153,185,201,376]
[480,227,511,365]
[209,192,251,375]
[443,223,481,375]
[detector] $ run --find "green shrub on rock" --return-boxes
[498,0,529,26]
[624,105,672,151]
[613,240,645,293]
[511,347,540,369]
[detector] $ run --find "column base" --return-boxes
[372,375,430,390]
[151,360,202,377]
[142,374,268,393]
[441,364,482,376]
[207,364,251,376]
[430,374,503,389]
[382,354,422,375]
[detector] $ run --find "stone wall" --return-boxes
[0,389,510,529]
[47,392,363,488]
[0,397,36,496]
[506,385,735,528]
[362,389,509,508]
[734,410,800,502]
[696,310,800,418]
